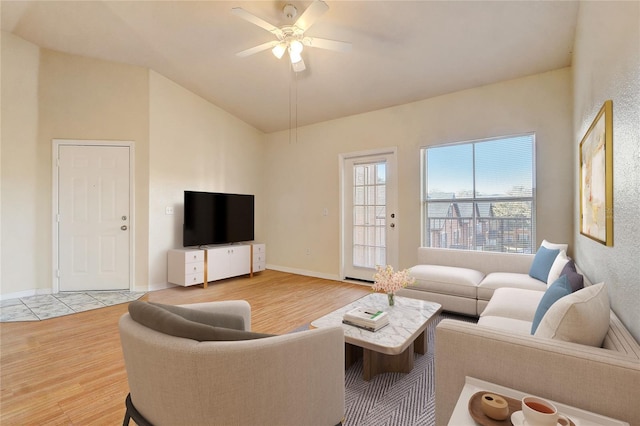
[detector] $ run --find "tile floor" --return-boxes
[0,291,145,322]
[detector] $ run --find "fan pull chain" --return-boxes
[289,68,299,144]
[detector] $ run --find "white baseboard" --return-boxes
[0,288,52,301]
[265,264,344,282]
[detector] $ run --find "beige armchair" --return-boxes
[119,300,345,426]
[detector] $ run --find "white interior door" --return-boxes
[57,144,131,291]
[342,149,398,282]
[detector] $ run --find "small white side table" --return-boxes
[448,377,629,426]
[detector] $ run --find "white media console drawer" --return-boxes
[252,243,266,273]
[167,248,205,286]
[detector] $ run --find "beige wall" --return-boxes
[0,35,266,297]
[1,33,40,296]
[39,50,151,292]
[572,1,640,341]
[147,71,265,289]
[264,68,573,279]
[39,49,151,292]
[0,36,152,297]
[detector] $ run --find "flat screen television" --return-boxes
[183,191,255,247]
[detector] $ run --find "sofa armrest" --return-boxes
[435,319,640,426]
[177,300,252,330]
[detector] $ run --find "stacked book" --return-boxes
[342,308,389,332]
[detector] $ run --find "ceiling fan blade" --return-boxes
[291,58,306,73]
[302,37,352,53]
[231,7,284,37]
[236,41,279,58]
[294,0,329,32]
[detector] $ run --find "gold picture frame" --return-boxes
[579,100,613,246]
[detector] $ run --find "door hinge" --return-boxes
[56,214,61,222]
[56,270,61,278]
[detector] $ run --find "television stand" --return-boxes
[167,243,265,287]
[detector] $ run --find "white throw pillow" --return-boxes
[546,250,570,285]
[534,282,610,347]
[541,239,569,253]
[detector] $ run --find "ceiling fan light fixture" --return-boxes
[289,39,303,54]
[272,43,287,59]
[289,49,302,64]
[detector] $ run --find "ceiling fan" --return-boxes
[232,0,351,72]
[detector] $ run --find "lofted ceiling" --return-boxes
[1,1,579,133]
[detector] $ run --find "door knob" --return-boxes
[121,225,128,231]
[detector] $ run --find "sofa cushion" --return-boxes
[128,301,273,341]
[534,283,610,347]
[477,272,547,301]
[478,315,533,335]
[531,275,572,334]
[560,260,584,292]
[546,250,570,285]
[408,265,484,298]
[529,246,560,282]
[480,287,544,322]
[150,302,245,330]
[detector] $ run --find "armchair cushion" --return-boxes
[150,302,245,330]
[128,301,272,341]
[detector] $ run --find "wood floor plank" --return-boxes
[0,270,370,425]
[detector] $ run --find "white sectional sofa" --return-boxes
[401,246,640,425]
[397,246,546,316]
[435,286,640,425]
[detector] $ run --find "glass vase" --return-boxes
[387,293,395,306]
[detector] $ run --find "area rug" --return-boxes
[311,312,476,426]
[0,291,146,322]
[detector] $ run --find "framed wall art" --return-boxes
[579,100,613,246]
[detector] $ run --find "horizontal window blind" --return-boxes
[422,134,535,253]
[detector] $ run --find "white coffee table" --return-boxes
[311,293,442,380]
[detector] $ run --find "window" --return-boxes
[422,134,535,253]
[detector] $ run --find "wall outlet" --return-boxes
[322,208,329,216]
[306,248,311,256]
[165,206,174,215]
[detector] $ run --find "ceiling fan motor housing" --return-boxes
[283,4,298,19]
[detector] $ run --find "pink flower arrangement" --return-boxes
[372,265,415,294]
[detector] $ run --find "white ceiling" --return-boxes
[1,1,579,133]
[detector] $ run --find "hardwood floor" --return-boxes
[0,270,370,425]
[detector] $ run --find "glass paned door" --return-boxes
[342,150,397,282]
[352,162,387,268]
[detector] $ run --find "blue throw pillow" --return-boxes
[531,275,572,334]
[529,246,560,282]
